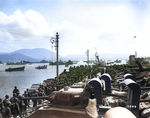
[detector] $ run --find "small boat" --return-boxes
[5,66,25,72]
[35,65,47,69]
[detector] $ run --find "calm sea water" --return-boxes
[0,63,70,99]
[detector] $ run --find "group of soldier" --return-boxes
[0,85,47,118]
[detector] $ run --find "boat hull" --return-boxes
[5,66,25,72]
[35,65,47,69]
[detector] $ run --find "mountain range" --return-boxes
[0,48,129,62]
[0,48,54,62]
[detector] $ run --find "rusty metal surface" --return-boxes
[28,107,87,118]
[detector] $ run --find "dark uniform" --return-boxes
[23,91,28,111]
[0,113,2,118]
[26,89,31,97]
[26,89,31,107]
[38,90,46,104]
[32,90,38,108]
[0,98,4,115]
[10,98,19,118]
[3,95,11,107]
[46,87,51,95]
[13,86,19,94]
[16,91,24,118]
[2,102,11,118]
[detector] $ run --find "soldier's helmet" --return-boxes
[5,95,9,99]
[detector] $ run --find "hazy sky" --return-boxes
[0,0,150,58]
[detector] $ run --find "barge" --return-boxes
[5,66,25,72]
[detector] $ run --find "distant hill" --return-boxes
[0,53,40,62]
[12,48,55,60]
[0,48,55,62]
[0,48,129,63]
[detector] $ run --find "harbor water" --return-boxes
[0,63,69,99]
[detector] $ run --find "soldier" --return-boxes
[2,102,11,118]
[3,95,11,107]
[44,86,48,95]
[37,90,42,104]
[0,113,2,118]
[26,88,31,107]
[10,93,17,103]
[46,87,51,95]
[0,98,4,114]
[16,91,25,118]
[13,86,20,94]
[41,90,46,96]
[26,89,31,97]
[22,91,28,111]
[10,98,19,118]
[38,90,46,104]
[32,90,38,108]
[38,85,43,93]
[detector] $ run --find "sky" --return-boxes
[0,0,150,59]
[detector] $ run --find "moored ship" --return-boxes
[5,66,25,72]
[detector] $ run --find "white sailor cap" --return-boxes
[123,73,134,79]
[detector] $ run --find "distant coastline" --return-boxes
[0,48,129,63]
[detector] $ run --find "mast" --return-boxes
[87,49,89,66]
[56,32,59,82]
[50,32,59,82]
[95,48,100,64]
